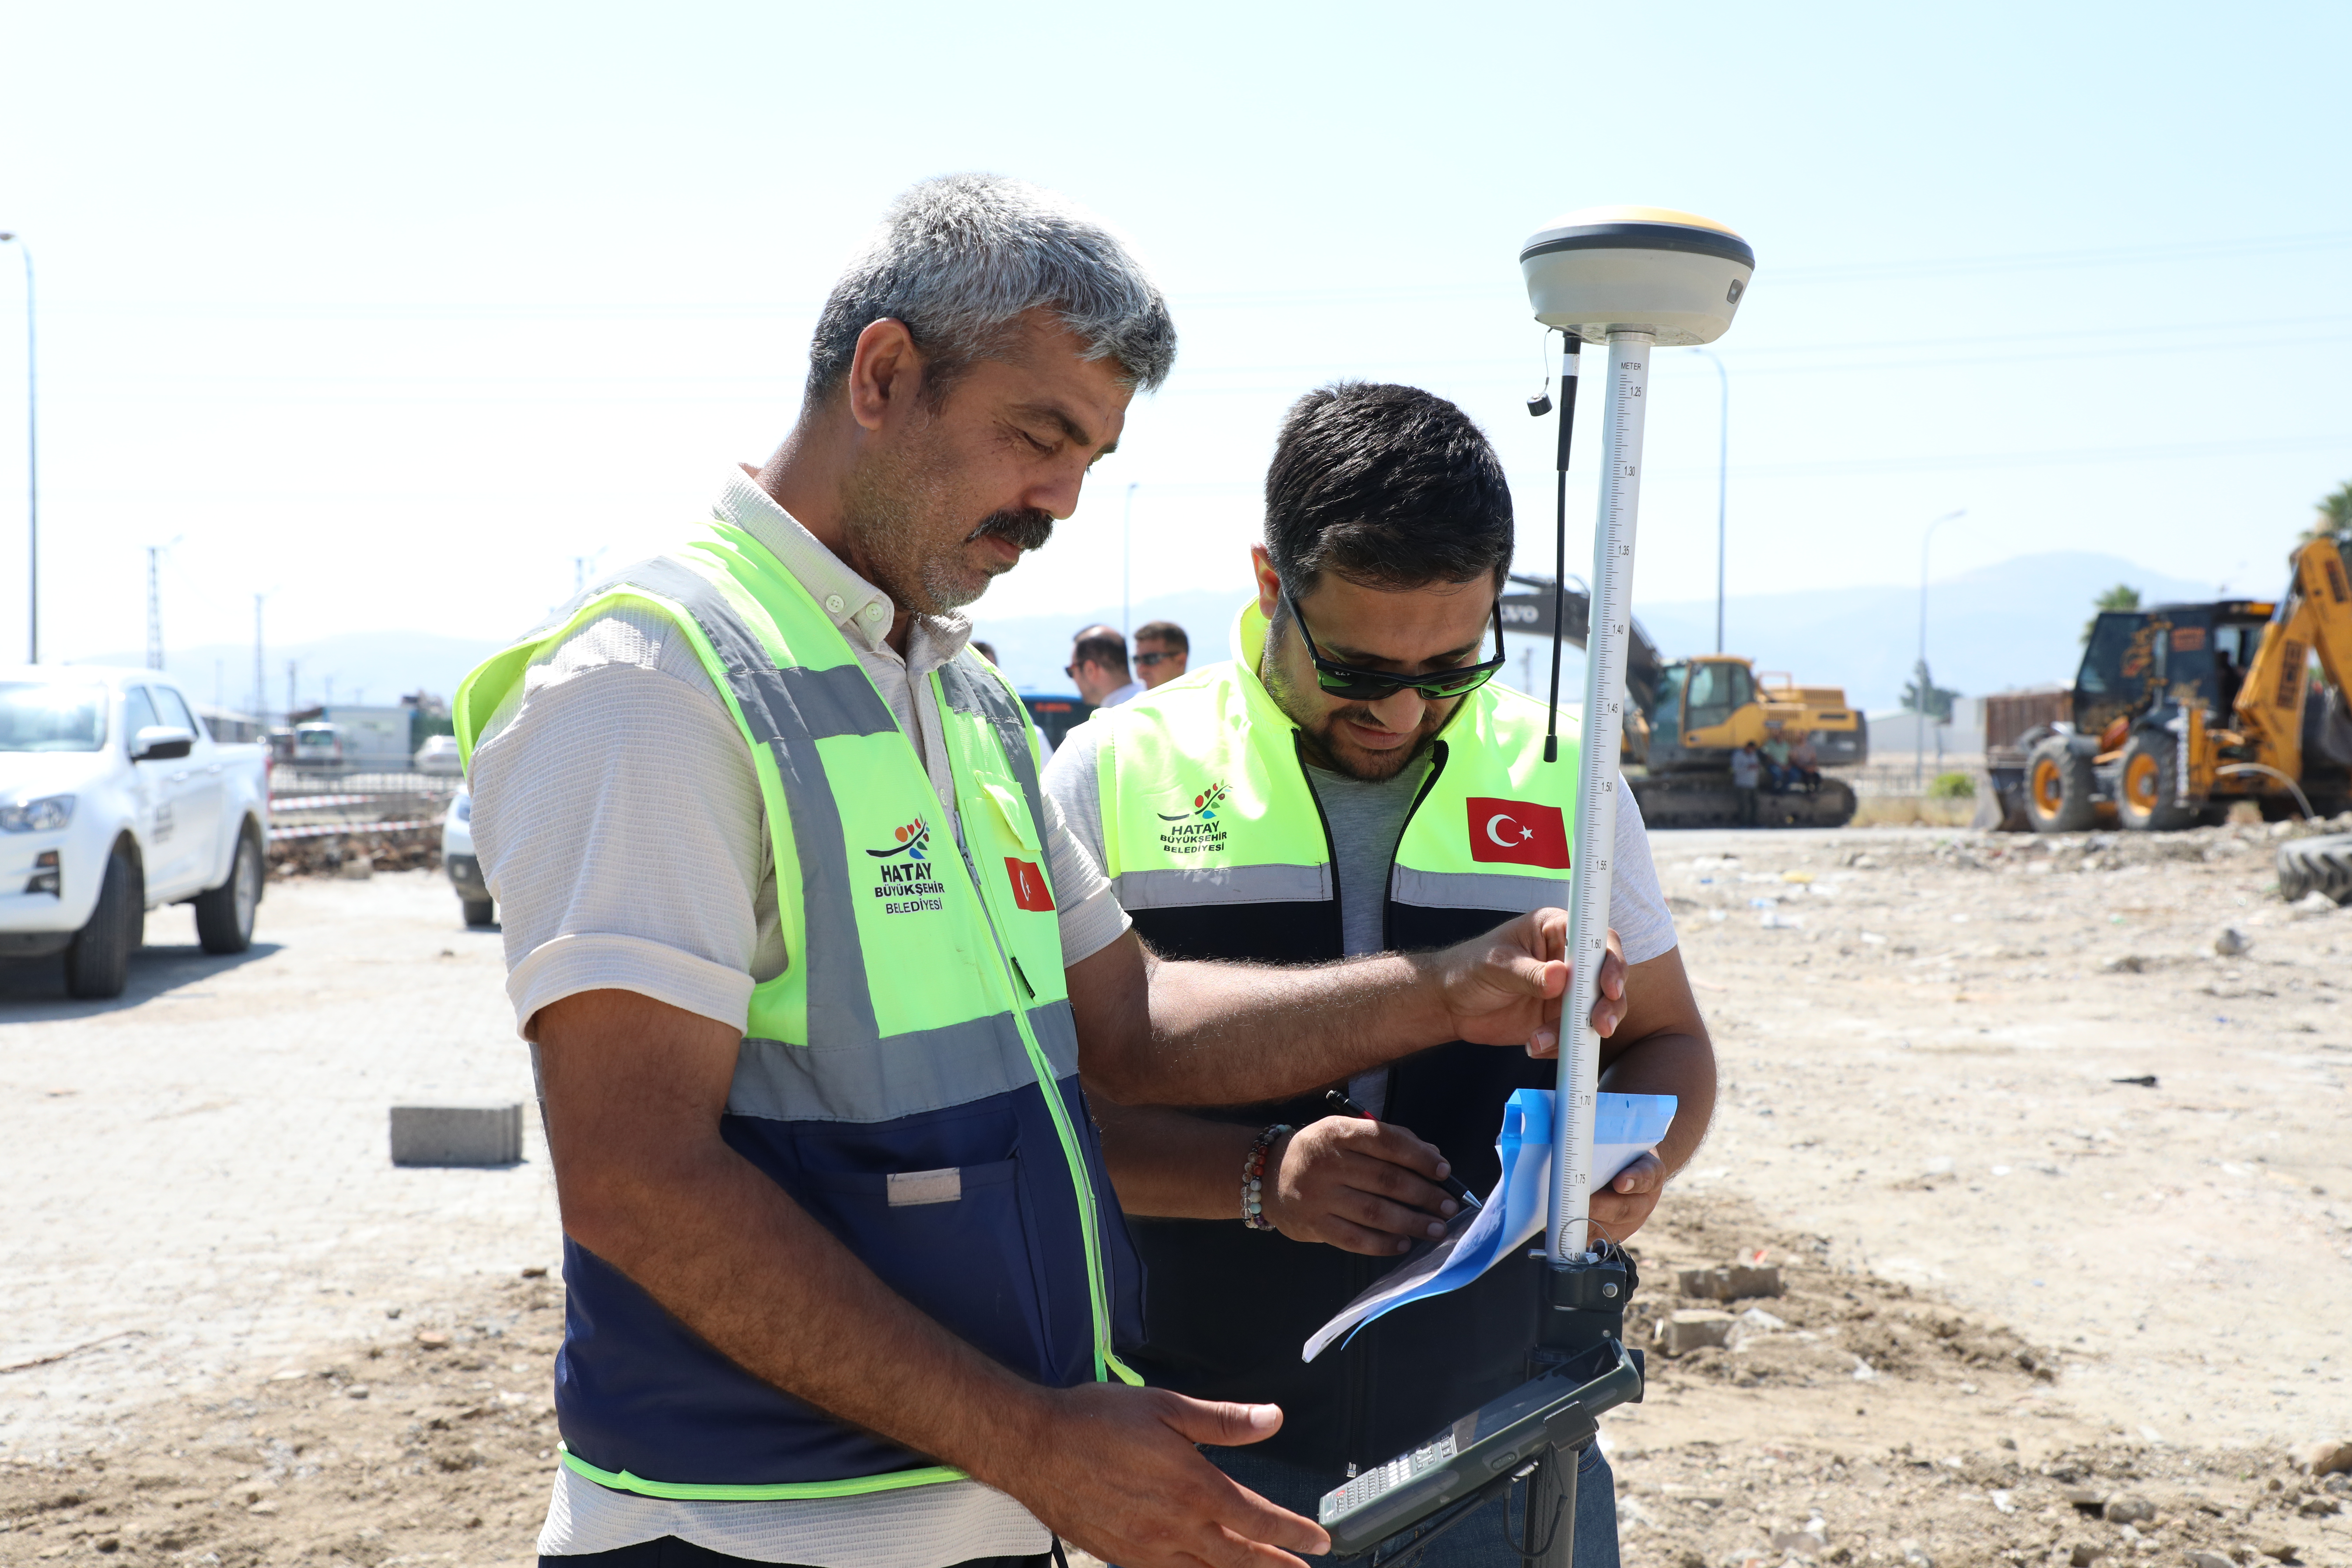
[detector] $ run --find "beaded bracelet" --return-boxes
[1242,1123,1293,1231]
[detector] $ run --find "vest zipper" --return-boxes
[943,699,1130,1386]
[1379,740,1450,952]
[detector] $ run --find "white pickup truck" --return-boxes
[0,665,272,999]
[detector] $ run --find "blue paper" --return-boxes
[1302,1088,1676,1361]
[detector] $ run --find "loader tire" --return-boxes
[2276,833,2352,905]
[2117,730,2194,832]
[2024,736,2095,833]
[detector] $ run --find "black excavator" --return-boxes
[1502,575,1861,829]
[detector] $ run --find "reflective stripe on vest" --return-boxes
[454,522,1138,1501]
[1094,599,1583,921]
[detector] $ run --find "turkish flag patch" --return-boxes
[1466,797,1570,868]
[1004,857,1056,912]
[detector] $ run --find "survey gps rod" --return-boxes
[1318,207,1752,1567]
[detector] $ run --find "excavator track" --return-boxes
[1630,772,1859,830]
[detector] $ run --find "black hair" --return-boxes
[1133,620,1189,653]
[1262,383,1514,598]
[1071,630,1129,677]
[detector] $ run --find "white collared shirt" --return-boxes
[469,473,1126,1565]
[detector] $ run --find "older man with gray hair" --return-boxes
[461,175,1607,1568]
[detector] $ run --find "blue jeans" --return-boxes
[1206,1441,1617,1568]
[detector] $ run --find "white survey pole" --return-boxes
[1548,331,1652,1262]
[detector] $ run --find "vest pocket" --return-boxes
[804,1156,1057,1380]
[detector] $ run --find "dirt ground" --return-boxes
[4,822,2350,1566]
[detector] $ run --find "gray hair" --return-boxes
[805,174,1177,405]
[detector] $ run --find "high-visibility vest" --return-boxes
[1085,598,1581,1471]
[454,521,1141,1501]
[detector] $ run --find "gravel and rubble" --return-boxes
[4,827,2348,1566]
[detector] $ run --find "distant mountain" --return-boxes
[78,551,2230,721]
[1631,551,2221,713]
[76,629,507,716]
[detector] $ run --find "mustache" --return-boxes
[967,509,1056,552]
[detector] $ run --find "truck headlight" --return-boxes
[0,794,74,833]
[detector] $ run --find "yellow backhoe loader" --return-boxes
[2005,537,2352,832]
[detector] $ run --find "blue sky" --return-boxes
[1,1,2346,709]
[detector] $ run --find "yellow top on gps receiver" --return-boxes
[1519,205,1753,345]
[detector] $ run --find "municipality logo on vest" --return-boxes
[1155,782,1230,856]
[866,818,945,913]
[1157,781,1228,822]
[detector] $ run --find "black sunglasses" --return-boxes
[1134,651,1181,667]
[1281,588,1506,702]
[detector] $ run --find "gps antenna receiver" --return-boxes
[1517,204,1751,1264]
[1317,209,1753,1568]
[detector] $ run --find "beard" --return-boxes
[839,428,1055,616]
[1261,638,1449,783]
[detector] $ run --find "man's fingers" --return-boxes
[1160,1394,1284,1449]
[1341,1189,1451,1241]
[1610,1152,1662,1194]
[1204,1479,1331,1559]
[1322,1217,1418,1255]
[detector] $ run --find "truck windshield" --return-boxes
[0,682,109,751]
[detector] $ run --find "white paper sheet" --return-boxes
[1301,1088,1676,1362]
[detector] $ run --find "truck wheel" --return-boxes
[2024,737,2095,833]
[462,898,496,927]
[194,827,262,954]
[63,845,139,1000]
[2117,731,2194,832]
[2277,833,2352,904]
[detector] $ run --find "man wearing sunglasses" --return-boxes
[1043,382,1714,1568]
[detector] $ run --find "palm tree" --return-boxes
[2082,583,2140,643]
[2302,480,2352,544]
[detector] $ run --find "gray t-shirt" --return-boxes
[1042,711,1678,1114]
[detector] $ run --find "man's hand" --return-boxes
[1421,912,1626,1058]
[1588,1149,1664,1247]
[1263,1116,1461,1255]
[982,1382,1329,1568]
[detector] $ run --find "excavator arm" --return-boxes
[2232,539,2352,786]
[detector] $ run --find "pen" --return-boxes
[1323,1089,1483,1212]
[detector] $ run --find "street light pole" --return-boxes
[0,234,35,663]
[1916,508,1967,792]
[1692,348,1729,653]
[1121,482,1139,644]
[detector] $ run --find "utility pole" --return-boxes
[286,660,298,722]
[146,547,165,670]
[1121,483,1139,643]
[252,594,267,729]
[1691,348,1729,653]
[0,234,35,663]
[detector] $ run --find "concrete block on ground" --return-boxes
[1656,1309,1735,1355]
[390,1103,523,1167]
[1676,1263,1784,1300]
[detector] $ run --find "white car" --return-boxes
[0,666,273,998]
[413,734,463,775]
[443,785,492,927]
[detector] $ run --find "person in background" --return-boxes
[1132,620,1189,689]
[1789,727,1820,793]
[1731,740,1763,826]
[970,639,998,665]
[1760,726,1793,793]
[1068,624,1143,707]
